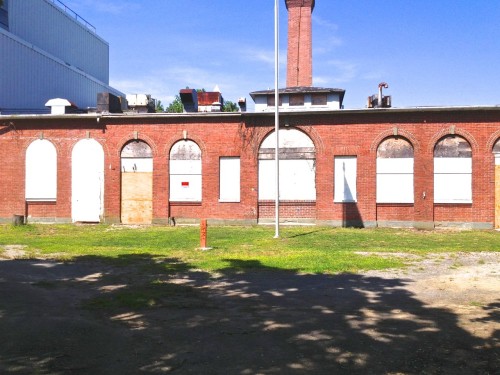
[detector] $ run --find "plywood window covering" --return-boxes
[289,94,305,106]
[258,129,316,201]
[311,93,327,106]
[25,139,57,201]
[219,157,240,202]
[120,140,153,225]
[376,137,414,203]
[334,156,357,202]
[267,95,282,107]
[170,140,202,202]
[434,136,472,203]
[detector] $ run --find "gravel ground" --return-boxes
[0,249,498,374]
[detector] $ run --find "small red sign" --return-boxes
[181,181,189,187]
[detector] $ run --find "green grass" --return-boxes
[0,224,498,275]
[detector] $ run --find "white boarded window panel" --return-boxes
[169,140,202,202]
[170,175,202,201]
[258,159,316,200]
[376,158,414,203]
[25,139,57,201]
[334,156,357,202]
[170,159,202,175]
[220,157,240,202]
[121,158,153,172]
[434,158,472,203]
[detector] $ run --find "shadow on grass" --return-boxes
[0,255,497,374]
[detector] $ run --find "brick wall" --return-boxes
[0,108,499,228]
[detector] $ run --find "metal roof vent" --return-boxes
[45,98,78,115]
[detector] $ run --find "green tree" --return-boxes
[166,95,184,113]
[223,100,239,112]
[155,100,165,113]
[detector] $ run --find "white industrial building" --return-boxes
[0,0,123,114]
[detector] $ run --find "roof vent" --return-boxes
[45,98,79,115]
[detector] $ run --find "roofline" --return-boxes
[2,105,500,122]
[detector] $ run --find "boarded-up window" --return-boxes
[121,140,153,172]
[311,93,327,106]
[377,137,414,203]
[289,94,305,106]
[258,129,316,201]
[434,136,472,203]
[267,95,283,107]
[25,139,57,201]
[334,156,357,202]
[120,140,153,224]
[170,140,202,202]
[219,157,240,202]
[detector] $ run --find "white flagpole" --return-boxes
[274,0,280,238]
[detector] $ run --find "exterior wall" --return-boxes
[0,109,499,228]
[8,0,109,83]
[0,29,121,113]
[254,93,342,112]
[0,0,121,114]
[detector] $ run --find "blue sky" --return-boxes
[62,0,500,110]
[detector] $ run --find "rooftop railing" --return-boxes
[49,0,96,33]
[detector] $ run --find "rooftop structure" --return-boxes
[0,0,123,114]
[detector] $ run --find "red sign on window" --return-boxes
[181,181,189,187]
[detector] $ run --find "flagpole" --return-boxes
[274,0,280,238]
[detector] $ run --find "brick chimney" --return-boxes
[285,0,315,87]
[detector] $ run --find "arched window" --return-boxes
[169,140,202,202]
[121,140,153,224]
[376,137,414,203]
[434,135,472,203]
[258,128,316,200]
[25,139,57,201]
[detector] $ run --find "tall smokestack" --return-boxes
[285,0,315,87]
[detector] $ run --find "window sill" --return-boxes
[169,201,202,206]
[26,199,56,204]
[434,201,472,205]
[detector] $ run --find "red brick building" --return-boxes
[1,0,499,229]
[1,108,499,229]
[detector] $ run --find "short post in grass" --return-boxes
[200,219,211,250]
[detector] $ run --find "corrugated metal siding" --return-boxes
[9,0,109,83]
[0,29,121,113]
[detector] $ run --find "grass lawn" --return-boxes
[0,224,498,274]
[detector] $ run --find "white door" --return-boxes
[72,139,104,222]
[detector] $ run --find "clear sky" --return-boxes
[62,0,500,111]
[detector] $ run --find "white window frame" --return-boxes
[219,157,240,202]
[334,156,357,203]
[25,139,57,202]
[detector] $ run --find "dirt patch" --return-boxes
[0,252,498,374]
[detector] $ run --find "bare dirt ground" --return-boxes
[0,248,498,374]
